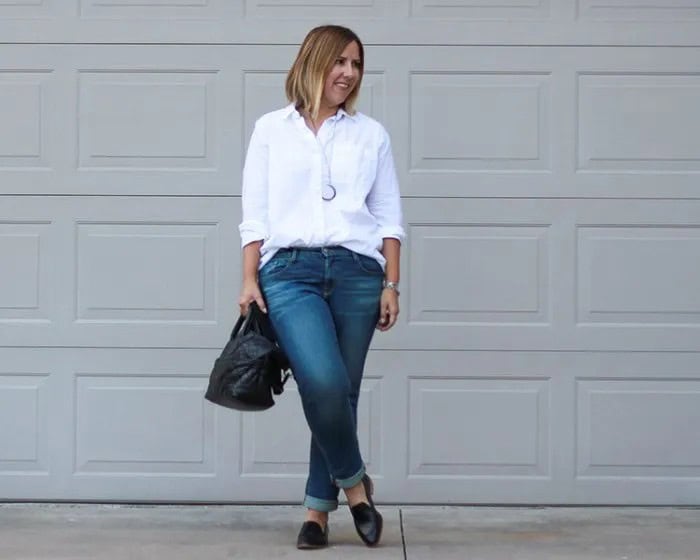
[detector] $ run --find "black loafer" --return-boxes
[296,521,329,550]
[349,474,383,547]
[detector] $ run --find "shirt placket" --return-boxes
[317,116,338,246]
[294,114,326,245]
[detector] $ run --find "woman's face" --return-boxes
[322,41,361,110]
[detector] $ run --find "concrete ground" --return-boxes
[0,503,699,559]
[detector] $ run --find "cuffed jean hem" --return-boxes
[334,464,366,490]
[303,495,339,512]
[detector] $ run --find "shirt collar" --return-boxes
[283,103,299,120]
[283,103,357,122]
[336,107,357,121]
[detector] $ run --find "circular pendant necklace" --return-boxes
[322,183,337,201]
[318,117,338,201]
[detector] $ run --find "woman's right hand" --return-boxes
[238,277,267,316]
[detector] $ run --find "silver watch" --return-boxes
[383,280,400,295]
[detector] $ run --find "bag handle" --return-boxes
[246,301,278,341]
[228,304,255,341]
[231,302,292,387]
[230,301,275,340]
[245,303,292,387]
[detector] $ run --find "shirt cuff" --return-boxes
[239,221,267,248]
[377,225,405,243]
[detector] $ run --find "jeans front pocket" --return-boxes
[351,252,383,275]
[260,250,297,277]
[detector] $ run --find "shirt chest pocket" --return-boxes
[331,144,378,197]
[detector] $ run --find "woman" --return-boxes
[238,24,404,550]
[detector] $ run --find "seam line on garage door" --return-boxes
[2,346,699,353]
[1,43,700,47]
[0,41,700,49]
[4,195,700,201]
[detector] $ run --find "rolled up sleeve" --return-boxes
[239,120,269,248]
[366,128,405,243]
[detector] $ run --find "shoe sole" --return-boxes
[296,542,328,550]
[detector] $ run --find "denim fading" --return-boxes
[258,246,383,512]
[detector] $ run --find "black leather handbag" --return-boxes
[205,302,291,411]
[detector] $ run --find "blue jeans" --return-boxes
[259,246,383,512]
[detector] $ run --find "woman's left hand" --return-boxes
[377,288,399,331]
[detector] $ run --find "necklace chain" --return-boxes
[302,110,340,201]
[317,117,338,201]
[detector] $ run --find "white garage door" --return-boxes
[2,2,700,505]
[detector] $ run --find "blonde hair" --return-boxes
[285,25,364,120]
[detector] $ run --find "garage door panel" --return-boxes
[389,198,700,352]
[0,45,240,196]
[578,0,700,22]
[392,46,700,198]
[69,198,238,348]
[408,376,550,477]
[411,0,550,20]
[1,348,697,503]
[373,351,569,505]
[571,201,700,350]
[76,222,217,322]
[0,69,55,174]
[393,198,562,351]
[3,197,698,352]
[0,196,239,348]
[374,46,562,199]
[0,220,52,323]
[578,73,700,172]
[80,0,229,19]
[382,351,700,505]
[0,0,62,19]
[408,223,550,324]
[2,2,700,45]
[65,347,238,501]
[78,70,218,170]
[577,227,700,323]
[245,0,388,19]
[0,348,386,501]
[2,45,699,198]
[576,378,700,477]
[74,373,215,475]
[0,372,50,475]
[71,53,235,196]
[0,71,49,167]
[0,348,238,501]
[0,351,68,499]
[409,72,551,172]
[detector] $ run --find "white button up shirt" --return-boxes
[239,103,405,269]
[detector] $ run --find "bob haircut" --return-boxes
[285,25,364,120]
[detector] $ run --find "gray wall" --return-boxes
[1,1,700,504]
